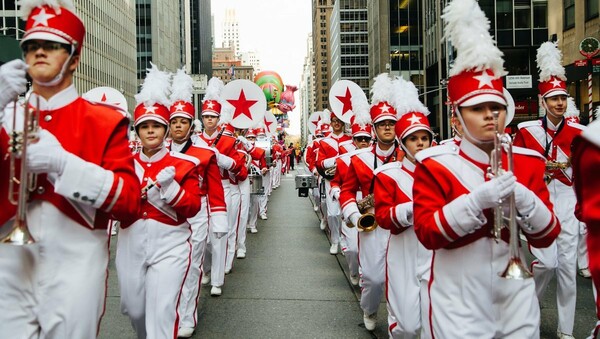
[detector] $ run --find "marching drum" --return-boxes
[255,137,272,167]
[249,167,265,195]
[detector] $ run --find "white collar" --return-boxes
[376,144,394,157]
[140,147,168,163]
[30,84,78,111]
[402,157,416,172]
[203,130,217,140]
[460,137,490,164]
[545,116,563,131]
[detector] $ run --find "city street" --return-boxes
[99,165,597,338]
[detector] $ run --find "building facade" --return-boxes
[300,33,315,145]
[330,0,369,93]
[312,0,335,110]
[221,8,240,57]
[181,0,212,76]
[136,0,181,82]
[0,1,138,112]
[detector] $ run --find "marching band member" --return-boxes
[373,76,433,338]
[246,128,270,234]
[413,0,560,336]
[167,69,227,338]
[0,1,140,337]
[572,108,600,339]
[115,64,201,339]
[513,41,585,339]
[312,123,331,230]
[256,127,272,218]
[317,109,352,254]
[272,140,283,189]
[330,95,372,286]
[196,78,245,297]
[304,130,321,212]
[340,73,403,331]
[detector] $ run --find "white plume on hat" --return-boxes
[392,76,430,119]
[595,106,600,120]
[442,0,505,77]
[194,118,202,129]
[170,67,193,104]
[321,109,332,124]
[219,105,233,125]
[370,73,394,106]
[565,97,580,118]
[352,91,371,127]
[203,77,224,102]
[135,62,171,107]
[536,41,566,82]
[20,0,75,19]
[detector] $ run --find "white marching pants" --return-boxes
[340,221,359,278]
[204,180,231,287]
[430,238,540,338]
[386,228,432,339]
[324,180,341,245]
[0,202,109,339]
[259,171,271,214]
[531,180,578,335]
[578,221,589,270]
[116,219,191,339]
[237,179,250,253]
[272,160,282,187]
[225,183,241,272]
[358,226,390,315]
[178,196,209,330]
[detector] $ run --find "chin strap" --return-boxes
[34,46,76,87]
[454,106,494,145]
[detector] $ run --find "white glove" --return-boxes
[27,129,69,175]
[349,212,360,228]
[156,166,176,188]
[237,135,253,150]
[331,187,340,201]
[514,182,536,216]
[214,232,227,239]
[394,202,413,227]
[0,60,28,111]
[466,171,516,212]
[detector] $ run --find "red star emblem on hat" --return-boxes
[144,106,158,114]
[473,71,494,89]
[550,78,562,88]
[336,87,353,116]
[174,103,186,111]
[379,103,391,113]
[31,8,55,27]
[408,114,422,125]
[206,101,215,109]
[227,90,257,120]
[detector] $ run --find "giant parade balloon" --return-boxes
[277,85,297,114]
[253,70,284,109]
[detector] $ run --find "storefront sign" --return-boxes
[506,75,532,89]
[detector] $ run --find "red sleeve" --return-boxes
[99,119,141,220]
[330,158,346,190]
[204,152,226,214]
[512,129,526,148]
[339,158,359,211]
[374,171,403,235]
[171,164,201,218]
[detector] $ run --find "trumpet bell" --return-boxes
[357,213,377,232]
[1,219,34,245]
[499,257,533,280]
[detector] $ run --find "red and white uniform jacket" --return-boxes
[340,145,403,224]
[122,148,201,228]
[413,140,560,250]
[1,87,140,229]
[197,131,245,181]
[272,143,283,161]
[316,132,352,175]
[170,139,228,233]
[230,146,249,184]
[249,146,268,172]
[330,145,358,199]
[514,118,585,186]
[374,158,417,235]
[304,138,321,173]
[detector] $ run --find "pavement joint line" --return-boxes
[204,296,361,303]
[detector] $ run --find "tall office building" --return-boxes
[181,0,212,76]
[330,0,369,93]
[0,1,138,110]
[136,0,181,81]
[241,51,261,74]
[312,0,335,110]
[300,33,315,144]
[221,8,240,57]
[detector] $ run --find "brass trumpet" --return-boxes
[356,193,377,232]
[489,111,532,279]
[2,92,39,245]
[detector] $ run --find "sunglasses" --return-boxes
[354,136,372,142]
[22,41,70,54]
